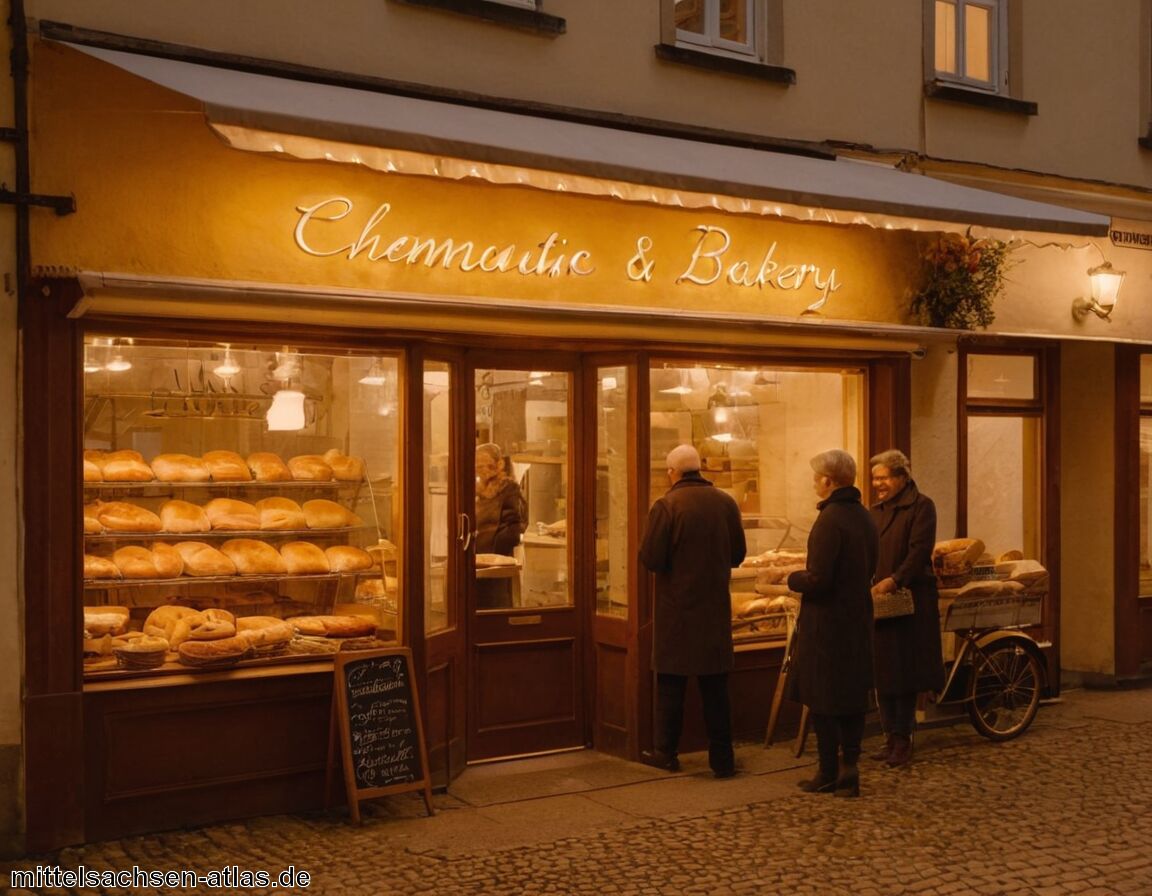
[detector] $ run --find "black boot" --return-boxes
[834,759,860,798]
[886,734,913,768]
[797,771,837,793]
[870,735,894,762]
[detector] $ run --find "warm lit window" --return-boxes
[1138,355,1152,596]
[675,0,757,58]
[934,0,1006,91]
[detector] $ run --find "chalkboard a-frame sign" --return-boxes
[330,647,434,822]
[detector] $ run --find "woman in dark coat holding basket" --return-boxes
[787,449,878,798]
[868,449,944,768]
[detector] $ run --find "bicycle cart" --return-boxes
[931,587,1048,741]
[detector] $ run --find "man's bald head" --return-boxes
[666,444,701,479]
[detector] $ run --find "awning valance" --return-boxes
[64,42,1111,238]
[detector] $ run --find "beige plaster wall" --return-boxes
[909,343,959,541]
[1060,341,1116,677]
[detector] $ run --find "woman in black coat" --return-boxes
[868,449,944,768]
[787,449,878,798]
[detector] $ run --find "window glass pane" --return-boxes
[1140,355,1152,403]
[719,0,749,44]
[1141,419,1152,596]
[935,0,957,74]
[649,363,865,643]
[424,361,451,634]
[597,367,629,618]
[967,415,1042,559]
[964,3,992,82]
[475,369,570,610]
[967,354,1036,401]
[675,0,706,34]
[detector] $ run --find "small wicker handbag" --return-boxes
[872,587,915,620]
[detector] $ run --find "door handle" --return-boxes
[458,512,474,551]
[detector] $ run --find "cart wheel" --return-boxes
[966,642,1042,741]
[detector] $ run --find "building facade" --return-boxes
[3,0,1152,853]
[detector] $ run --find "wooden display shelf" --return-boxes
[85,525,373,542]
[83,569,380,589]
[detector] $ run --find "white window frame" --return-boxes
[676,0,758,60]
[486,0,537,9]
[934,0,1008,93]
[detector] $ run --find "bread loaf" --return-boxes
[84,503,103,534]
[183,608,236,641]
[83,459,102,482]
[113,545,182,580]
[150,543,185,579]
[287,614,377,638]
[323,449,366,482]
[280,541,331,575]
[177,635,250,666]
[96,501,163,533]
[204,498,260,531]
[220,538,288,575]
[173,541,237,577]
[288,455,334,481]
[202,449,253,482]
[144,605,199,641]
[255,496,307,530]
[151,453,211,482]
[247,451,293,482]
[932,538,985,569]
[303,499,354,529]
[160,499,211,533]
[92,449,154,482]
[325,545,375,572]
[235,616,294,647]
[83,606,130,636]
[84,554,122,579]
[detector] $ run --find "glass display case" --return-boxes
[81,337,402,679]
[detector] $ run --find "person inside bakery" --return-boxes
[640,443,746,778]
[786,449,878,798]
[474,442,528,609]
[867,448,944,768]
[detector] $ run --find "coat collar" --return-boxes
[817,485,861,510]
[670,470,712,490]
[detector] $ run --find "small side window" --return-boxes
[933,0,1007,92]
[675,0,757,59]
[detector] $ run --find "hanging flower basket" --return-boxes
[911,231,1015,330]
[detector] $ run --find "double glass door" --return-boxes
[423,353,583,763]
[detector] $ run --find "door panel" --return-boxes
[468,361,584,761]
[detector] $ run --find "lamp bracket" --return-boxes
[1071,297,1113,322]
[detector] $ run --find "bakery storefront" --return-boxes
[20,36,1110,849]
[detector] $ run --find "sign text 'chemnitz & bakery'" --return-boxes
[293,197,843,308]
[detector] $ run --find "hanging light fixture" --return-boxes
[104,351,132,372]
[213,344,242,378]
[266,389,307,431]
[358,358,388,386]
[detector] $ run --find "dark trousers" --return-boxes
[810,711,866,778]
[656,672,735,774]
[877,691,918,738]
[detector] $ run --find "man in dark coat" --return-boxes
[868,449,944,768]
[787,449,878,798]
[640,444,747,778]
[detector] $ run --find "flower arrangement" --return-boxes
[911,231,1015,329]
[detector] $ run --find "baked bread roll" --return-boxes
[173,541,237,577]
[287,614,377,638]
[177,635,250,666]
[183,608,236,641]
[160,499,211,533]
[83,459,102,482]
[288,454,334,481]
[202,450,253,482]
[96,501,163,533]
[997,549,1024,562]
[113,545,183,579]
[84,554,122,579]
[144,605,199,641]
[235,616,295,647]
[204,498,260,531]
[91,449,155,482]
[323,449,366,482]
[355,577,399,599]
[247,451,293,482]
[326,545,375,572]
[280,541,331,575]
[83,606,130,636]
[84,503,103,534]
[151,453,211,483]
[303,499,356,529]
[220,538,288,575]
[255,497,307,530]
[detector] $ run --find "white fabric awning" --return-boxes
[66,42,1111,237]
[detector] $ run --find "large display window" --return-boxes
[81,336,402,679]
[648,360,866,644]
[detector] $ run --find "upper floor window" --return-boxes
[487,0,536,8]
[934,0,1007,91]
[676,0,756,58]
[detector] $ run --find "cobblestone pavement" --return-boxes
[4,687,1152,895]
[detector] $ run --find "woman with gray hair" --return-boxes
[868,448,944,768]
[786,449,878,798]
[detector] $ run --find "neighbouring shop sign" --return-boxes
[1110,226,1152,251]
[294,197,842,313]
